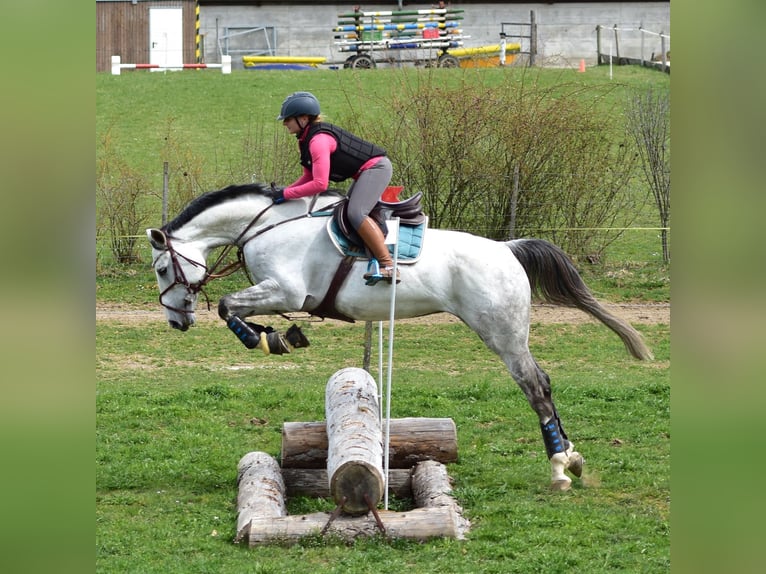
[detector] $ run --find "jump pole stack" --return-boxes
[235,367,470,545]
[110,55,231,75]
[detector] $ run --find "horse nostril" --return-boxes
[169,320,188,331]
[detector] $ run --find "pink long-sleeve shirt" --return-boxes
[283,132,382,200]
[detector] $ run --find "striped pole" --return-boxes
[111,55,231,74]
[195,1,201,63]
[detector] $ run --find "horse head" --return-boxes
[146,228,208,331]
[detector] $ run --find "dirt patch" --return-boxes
[96,302,669,326]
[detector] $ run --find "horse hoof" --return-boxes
[568,452,584,478]
[550,479,572,492]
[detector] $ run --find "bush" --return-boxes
[344,71,641,259]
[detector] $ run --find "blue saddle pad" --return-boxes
[326,217,428,264]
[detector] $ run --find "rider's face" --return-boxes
[283,115,306,135]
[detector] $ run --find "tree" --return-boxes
[627,88,671,262]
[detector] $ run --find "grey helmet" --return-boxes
[277,91,321,120]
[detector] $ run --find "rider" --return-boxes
[269,91,399,284]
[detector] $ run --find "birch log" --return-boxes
[411,460,470,539]
[325,367,384,515]
[234,451,287,542]
[247,507,461,545]
[281,468,413,499]
[281,417,458,468]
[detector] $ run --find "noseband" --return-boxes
[152,236,214,315]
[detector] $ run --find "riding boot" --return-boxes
[356,217,400,284]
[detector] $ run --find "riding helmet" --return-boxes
[277,91,321,121]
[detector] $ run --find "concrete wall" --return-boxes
[199,2,670,69]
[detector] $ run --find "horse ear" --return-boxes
[147,228,167,250]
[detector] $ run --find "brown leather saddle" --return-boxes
[333,192,426,249]
[306,192,426,322]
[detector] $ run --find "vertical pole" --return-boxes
[640,25,645,66]
[195,1,201,63]
[596,25,602,65]
[661,32,667,72]
[613,24,620,62]
[363,321,373,373]
[508,164,520,240]
[382,217,400,510]
[529,10,537,67]
[111,55,121,75]
[162,161,169,226]
[499,33,506,66]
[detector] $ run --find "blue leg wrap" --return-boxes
[540,416,568,458]
[226,316,261,349]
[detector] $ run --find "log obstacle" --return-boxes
[235,367,469,545]
[110,55,231,75]
[325,367,384,515]
[281,417,458,469]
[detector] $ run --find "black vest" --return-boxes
[299,123,386,182]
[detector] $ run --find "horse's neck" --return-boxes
[172,195,337,252]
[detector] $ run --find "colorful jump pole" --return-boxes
[110,55,232,75]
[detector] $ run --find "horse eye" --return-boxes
[156,265,168,276]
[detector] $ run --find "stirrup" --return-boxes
[363,259,400,286]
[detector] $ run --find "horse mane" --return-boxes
[162,182,347,233]
[162,183,269,233]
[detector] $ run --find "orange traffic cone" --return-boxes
[578,59,586,73]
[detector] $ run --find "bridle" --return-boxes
[153,197,344,317]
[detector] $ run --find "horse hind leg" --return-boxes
[509,356,584,490]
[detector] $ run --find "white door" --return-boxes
[150,8,183,69]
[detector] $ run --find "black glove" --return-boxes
[268,182,286,204]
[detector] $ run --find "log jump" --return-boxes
[235,367,470,545]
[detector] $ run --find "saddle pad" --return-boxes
[326,216,428,264]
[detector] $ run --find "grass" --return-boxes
[97,318,669,573]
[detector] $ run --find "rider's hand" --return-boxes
[268,182,286,204]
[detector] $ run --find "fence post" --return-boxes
[162,161,169,226]
[660,32,667,72]
[613,24,620,61]
[529,10,537,66]
[508,164,520,240]
[596,25,602,65]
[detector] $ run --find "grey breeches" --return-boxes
[346,156,393,229]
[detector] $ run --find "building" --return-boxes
[96,1,670,72]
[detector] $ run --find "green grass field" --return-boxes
[97,64,670,572]
[97,317,669,573]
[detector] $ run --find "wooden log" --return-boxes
[281,468,413,499]
[247,507,461,545]
[325,367,384,515]
[411,460,470,539]
[281,417,458,469]
[234,451,287,542]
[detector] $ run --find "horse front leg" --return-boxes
[217,279,309,355]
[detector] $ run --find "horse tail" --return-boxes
[506,238,653,361]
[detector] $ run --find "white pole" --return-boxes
[111,55,121,75]
[381,217,400,510]
[221,54,232,74]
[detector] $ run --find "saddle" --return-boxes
[332,191,427,250]
[307,193,427,322]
